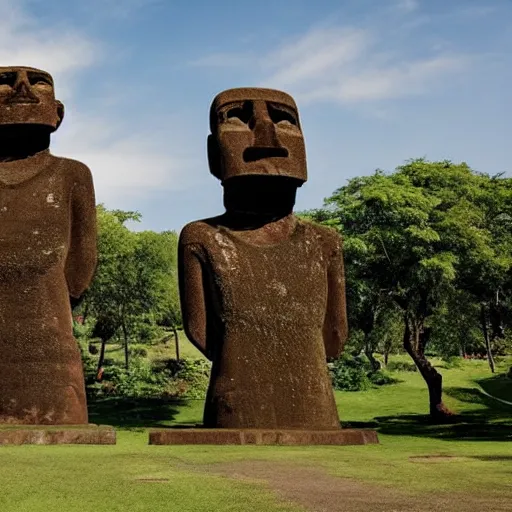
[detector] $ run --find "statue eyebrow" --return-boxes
[267,102,297,115]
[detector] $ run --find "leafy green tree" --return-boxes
[397,162,512,372]
[82,205,180,369]
[307,159,512,419]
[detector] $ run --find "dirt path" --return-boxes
[187,460,511,512]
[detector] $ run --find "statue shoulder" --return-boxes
[50,155,93,185]
[179,218,220,247]
[299,219,343,258]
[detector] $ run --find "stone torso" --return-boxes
[0,151,89,424]
[183,218,341,429]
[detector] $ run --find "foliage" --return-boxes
[328,354,398,391]
[85,354,211,400]
[79,205,180,369]
[386,360,418,372]
[441,355,464,369]
[304,159,512,417]
[165,358,212,399]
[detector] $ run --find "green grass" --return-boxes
[1,354,511,511]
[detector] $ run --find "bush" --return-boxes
[386,360,418,372]
[129,346,148,358]
[164,358,211,399]
[328,355,372,391]
[82,354,212,400]
[368,370,399,386]
[78,340,99,387]
[442,355,463,369]
[97,357,172,398]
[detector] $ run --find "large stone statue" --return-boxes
[0,66,97,424]
[179,87,348,430]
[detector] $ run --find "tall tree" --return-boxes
[83,205,180,369]
[307,159,512,419]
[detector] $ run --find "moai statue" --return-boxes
[179,88,348,429]
[0,67,97,424]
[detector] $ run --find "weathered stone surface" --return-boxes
[179,87,348,430]
[0,425,116,445]
[149,429,378,445]
[0,66,97,425]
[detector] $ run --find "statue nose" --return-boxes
[251,117,281,148]
[244,117,289,162]
[9,76,39,103]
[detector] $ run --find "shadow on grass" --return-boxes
[88,396,191,430]
[476,374,512,403]
[342,385,512,442]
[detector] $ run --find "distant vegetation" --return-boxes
[74,159,512,419]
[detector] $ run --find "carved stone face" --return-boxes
[0,66,63,130]
[208,88,307,183]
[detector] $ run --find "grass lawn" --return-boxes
[1,350,511,512]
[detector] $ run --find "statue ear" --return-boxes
[55,100,65,130]
[207,134,222,180]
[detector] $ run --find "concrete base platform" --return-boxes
[0,424,116,445]
[149,428,379,446]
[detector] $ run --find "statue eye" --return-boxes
[225,101,252,124]
[0,73,16,87]
[28,74,53,87]
[268,104,298,127]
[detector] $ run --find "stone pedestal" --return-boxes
[0,424,116,445]
[149,428,378,446]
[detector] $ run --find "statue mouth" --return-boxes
[6,95,40,104]
[243,146,289,162]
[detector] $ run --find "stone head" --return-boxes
[208,87,307,184]
[0,66,64,131]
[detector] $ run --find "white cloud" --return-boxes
[262,28,371,89]
[0,1,97,95]
[260,26,470,106]
[0,0,188,205]
[193,19,472,110]
[291,55,468,104]
[54,113,198,206]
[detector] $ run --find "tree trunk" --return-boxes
[364,333,380,372]
[122,321,129,370]
[480,304,496,373]
[96,339,106,381]
[403,314,454,421]
[383,335,391,367]
[172,326,180,362]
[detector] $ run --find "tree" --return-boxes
[397,162,512,373]
[307,159,512,420]
[83,205,180,369]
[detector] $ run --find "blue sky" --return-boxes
[2,0,510,232]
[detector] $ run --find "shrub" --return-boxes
[328,355,372,391]
[164,358,211,399]
[129,345,148,358]
[386,360,418,372]
[78,340,99,387]
[82,354,212,400]
[368,370,399,386]
[98,357,171,398]
[442,355,463,369]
